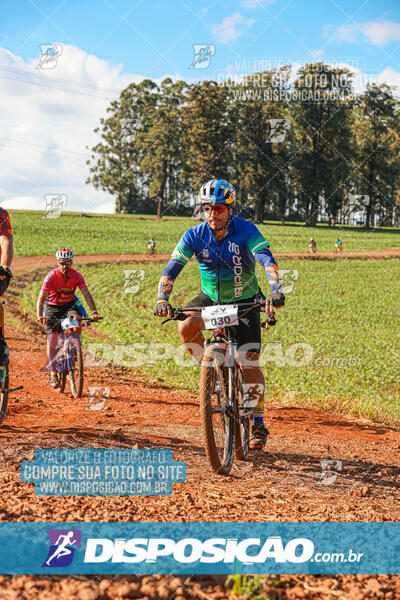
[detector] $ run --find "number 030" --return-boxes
[211,316,232,326]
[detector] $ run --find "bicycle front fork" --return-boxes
[226,340,237,406]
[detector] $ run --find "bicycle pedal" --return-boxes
[3,385,23,393]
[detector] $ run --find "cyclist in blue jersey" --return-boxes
[154,179,285,450]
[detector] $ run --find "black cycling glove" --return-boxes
[265,292,285,309]
[154,301,173,317]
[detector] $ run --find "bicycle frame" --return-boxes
[208,323,258,424]
[56,330,80,373]
[50,316,100,374]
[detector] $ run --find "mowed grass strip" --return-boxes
[8,210,400,256]
[22,258,400,424]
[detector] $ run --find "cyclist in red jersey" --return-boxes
[0,208,14,366]
[36,248,100,387]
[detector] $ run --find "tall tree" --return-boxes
[290,63,353,226]
[352,83,399,227]
[137,78,186,219]
[86,79,157,213]
[234,67,292,223]
[181,81,236,193]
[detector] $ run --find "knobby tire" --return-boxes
[0,364,9,425]
[68,337,84,398]
[199,343,235,475]
[234,367,250,461]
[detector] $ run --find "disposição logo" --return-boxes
[42,529,82,567]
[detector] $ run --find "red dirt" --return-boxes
[1,248,400,598]
[10,247,400,274]
[0,315,399,597]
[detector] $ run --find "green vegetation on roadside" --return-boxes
[8,211,400,256]
[22,257,400,424]
[228,575,266,599]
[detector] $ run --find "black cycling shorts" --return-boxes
[184,291,261,353]
[44,300,83,334]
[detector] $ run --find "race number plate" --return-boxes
[201,305,239,330]
[61,317,79,331]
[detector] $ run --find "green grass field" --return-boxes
[21,257,400,424]
[8,210,400,256]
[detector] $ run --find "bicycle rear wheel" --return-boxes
[0,365,9,425]
[234,368,250,461]
[199,343,235,475]
[68,337,83,398]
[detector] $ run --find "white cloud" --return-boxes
[212,13,255,43]
[325,20,400,46]
[375,66,400,92]
[92,200,117,214]
[241,0,275,7]
[309,49,324,58]
[0,44,181,213]
[362,21,400,45]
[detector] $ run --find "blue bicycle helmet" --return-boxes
[198,179,236,205]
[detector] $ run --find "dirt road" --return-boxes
[1,247,400,598]
[0,314,399,597]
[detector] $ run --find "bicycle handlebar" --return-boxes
[81,316,103,324]
[161,300,276,326]
[41,315,103,330]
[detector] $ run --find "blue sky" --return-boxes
[2,0,400,80]
[0,0,399,212]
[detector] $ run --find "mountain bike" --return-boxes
[0,363,24,426]
[0,297,24,425]
[50,315,102,398]
[162,298,274,475]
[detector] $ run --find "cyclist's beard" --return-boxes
[209,214,230,232]
[60,266,71,277]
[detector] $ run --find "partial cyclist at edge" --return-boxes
[154,179,285,450]
[0,208,13,366]
[36,248,100,388]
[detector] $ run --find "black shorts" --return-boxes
[184,291,261,353]
[44,300,83,334]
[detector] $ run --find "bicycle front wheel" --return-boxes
[57,370,67,393]
[234,368,250,461]
[68,337,83,398]
[199,344,235,475]
[0,365,9,425]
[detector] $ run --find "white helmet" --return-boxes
[56,248,74,260]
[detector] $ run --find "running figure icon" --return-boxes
[45,531,77,566]
[42,529,82,567]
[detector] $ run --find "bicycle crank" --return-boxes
[2,385,23,393]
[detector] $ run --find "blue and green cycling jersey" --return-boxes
[157,215,282,303]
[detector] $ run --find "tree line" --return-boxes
[86,63,400,227]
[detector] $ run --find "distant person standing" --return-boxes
[335,239,342,252]
[308,238,317,253]
[147,238,156,255]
